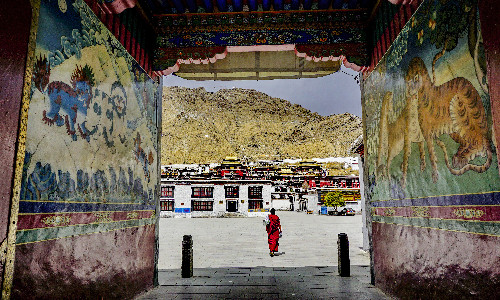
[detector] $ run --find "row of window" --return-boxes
[160,186,263,199]
[159,200,263,211]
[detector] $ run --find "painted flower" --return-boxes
[254,33,267,44]
[428,19,436,30]
[417,29,424,44]
[411,17,417,28]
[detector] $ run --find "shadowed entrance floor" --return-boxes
[137,266,389,299]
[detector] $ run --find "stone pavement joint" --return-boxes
[137,266,390,299]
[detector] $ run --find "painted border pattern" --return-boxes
[18,200,155,213]
[371,191,500,207]
[17,210,155,230]
[371,192,500,236]
[373,205,499,222]
[16,214,156,245]
[372,215,499,237]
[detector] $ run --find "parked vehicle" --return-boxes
[337,208,355,216]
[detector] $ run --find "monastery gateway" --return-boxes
[1,0,499,298]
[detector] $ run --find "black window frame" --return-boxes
[225,186,239,198]
[248,200,263,210]
[161,186,174,198]
[248,186,263,199]
[160,200,174,211]
[192,200,214,211]
[191,187,213,198]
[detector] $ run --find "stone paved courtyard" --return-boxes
[159,211,369,269]
[137,212,388,299]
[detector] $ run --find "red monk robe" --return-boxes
[266,213,281,256]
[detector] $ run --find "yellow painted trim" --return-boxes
[2,1,40,298]
[373,221,500,237]
[15,223,155,246]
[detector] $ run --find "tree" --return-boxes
[323,191,345,211]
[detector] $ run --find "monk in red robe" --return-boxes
[266,208,282,257]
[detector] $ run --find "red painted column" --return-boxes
[114,14,121,39]
[105,13,114,35]
[478,1,500,176]
[0,0,32,280]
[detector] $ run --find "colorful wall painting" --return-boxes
[12,0,159,298]
[23,0,158,205]
[362,0,500,297]
[363,0,498,203]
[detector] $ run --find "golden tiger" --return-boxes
[376,91,425,188]
[405,57,492,182]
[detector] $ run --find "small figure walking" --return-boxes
[265,208,282,257]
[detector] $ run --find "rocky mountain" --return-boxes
[161,86,362,164]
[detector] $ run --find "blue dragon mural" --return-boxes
[33,55,97,141]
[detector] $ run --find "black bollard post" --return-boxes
[182,235,193,278]
[338,233,350,277]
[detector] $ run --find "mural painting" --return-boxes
[12,0,159,297]
[364,0,498,201]
[363,0,500,297]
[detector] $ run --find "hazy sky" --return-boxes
[163,66,362,117]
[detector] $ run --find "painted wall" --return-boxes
[12,0,159,298]
[362,0,500,298]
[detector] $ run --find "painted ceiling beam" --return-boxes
[144,0,157,12]
[318,0,332,9]
[98,0,137,14]
[387,0,418,4]
[169,0,186,13]
[184,0,198,12]
[303,0,312,10]
[262,0,271,11]
[248,0,258,11]
[332,0,343,9]
[274,0,284,11]
[233,0,244,11]
[216,0,228,12]
[203,0,214,12]
[156,0,173,13]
